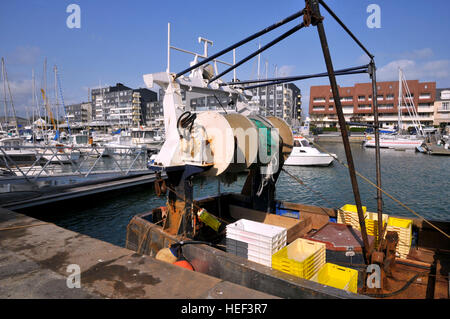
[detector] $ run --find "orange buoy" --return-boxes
[173,260,194,271]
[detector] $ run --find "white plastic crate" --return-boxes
[226,219,287,267]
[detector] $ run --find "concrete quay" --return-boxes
[0,208,277,299]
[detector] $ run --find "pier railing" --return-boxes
[0,144,149,184]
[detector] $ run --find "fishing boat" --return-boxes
[125,2,449,299]
[284,135,336,166]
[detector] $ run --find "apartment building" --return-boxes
[434,88,450,132]
[91,83,157,127]
[65,102,92,127]
[248,83,302,125]
[309,80,436,129]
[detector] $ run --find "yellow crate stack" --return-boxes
[385,217,413,259]
[272,238,326,280]
[365,212,389,244]
[311,263,358,294]
[337,204,368,230]
[337,205,389,245]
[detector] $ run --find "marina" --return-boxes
[0,0,449,304]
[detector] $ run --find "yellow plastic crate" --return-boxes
[337,205,368,229]
[272,238,326,280]
[365,212,389,242]
[388,217,412,229]
[386,217,413,258]
[340,204,368,214]
[311,263,358,294]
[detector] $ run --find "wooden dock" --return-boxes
[0,171,163,210]
[426,144,450,156]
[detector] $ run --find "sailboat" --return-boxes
[363,68,424,150]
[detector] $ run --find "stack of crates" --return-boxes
[337,204,368,230]
[337,205,389,244]
[365,212,389,245]
[386,217,413,259]
[272,238,326,280]
[226,219,287,267]
[311,263,358,294]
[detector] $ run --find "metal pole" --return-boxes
[318,0,374,59]
[236,69,368,91]
[221,64,368,86]
[306,0,371,263]
[208,23,305,84]
[167,23,171,73]
[369,60,384,248]
[175,9,305,79]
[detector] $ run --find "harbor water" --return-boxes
[20,142,450,247]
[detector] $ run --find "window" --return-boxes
[419,93,431,99]
[313,97,326,103]
[358,96,365,101]
[443,102,450,110]
[313,106,325,111]
[377,95,384,101]
[341,96,353,102]
[386,94,394,100]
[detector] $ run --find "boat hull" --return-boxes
[284,154,334,166]
[364,138,423,149]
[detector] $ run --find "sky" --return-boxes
[1,0,450,118]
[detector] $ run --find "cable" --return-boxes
[213,94,228,114]
[302,136,450,239]
[363,273,421,298]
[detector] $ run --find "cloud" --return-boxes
[377,59,450,81]
[277,65,295,77]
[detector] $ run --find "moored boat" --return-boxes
[284,135,336,166]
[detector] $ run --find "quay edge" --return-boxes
[0,208,276,299]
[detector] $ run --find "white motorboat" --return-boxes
[0,137,38,166]
[284,136,336,166]
[131,127,164,151]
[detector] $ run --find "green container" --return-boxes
[197,209,221,232]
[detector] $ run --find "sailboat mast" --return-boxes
[2,58,8,128]
[398,68,403,133]
[2,58,19,135]
[54,65,59,135]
